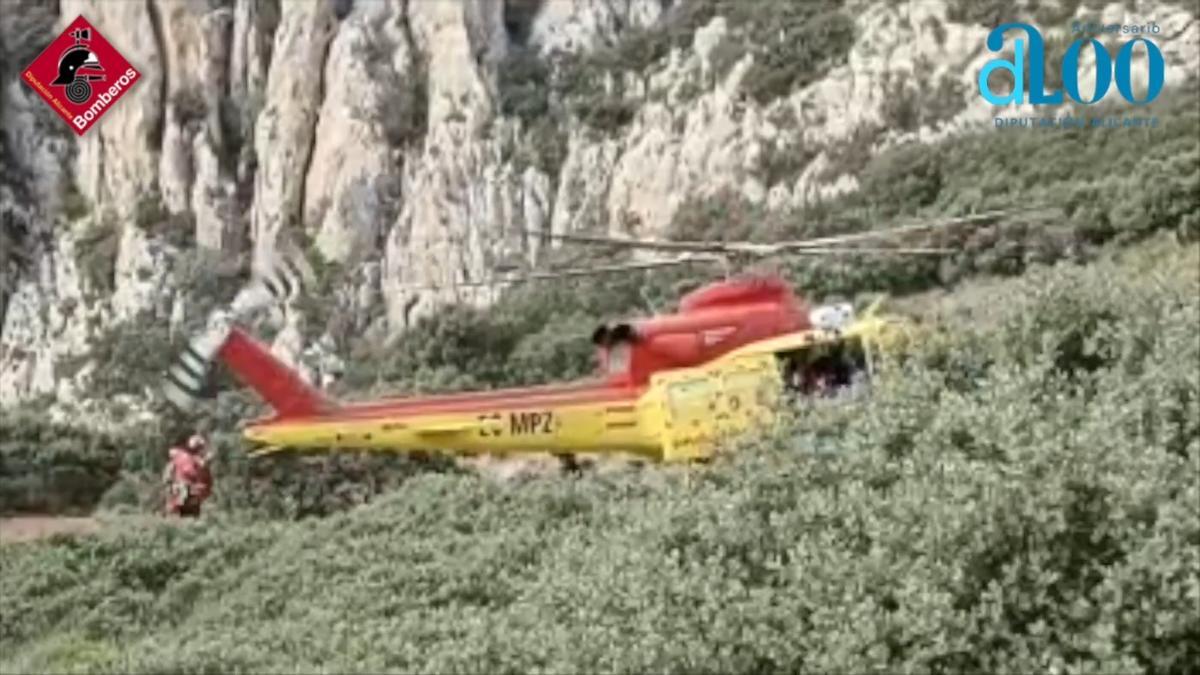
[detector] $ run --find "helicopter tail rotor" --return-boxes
[161,246,313,411]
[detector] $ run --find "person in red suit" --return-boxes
[163,434,214,517]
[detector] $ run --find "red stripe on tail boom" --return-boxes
[218,327,335,418]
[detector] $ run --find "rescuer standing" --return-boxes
[163,434,215,518]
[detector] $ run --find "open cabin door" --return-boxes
[776,332,872,398]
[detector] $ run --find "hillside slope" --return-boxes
[2,236,1196,674]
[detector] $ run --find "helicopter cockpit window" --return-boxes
[777,338,870,397]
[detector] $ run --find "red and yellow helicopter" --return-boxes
[162,211,1010,463]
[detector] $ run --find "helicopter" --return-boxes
[161,209,1016,463]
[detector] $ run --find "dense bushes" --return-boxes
[725,2,855,105]
[0,392,454,521]
[72,217,121,297]
[499,0,857,134]
[0,409,147,515]
[1,237,1195,673]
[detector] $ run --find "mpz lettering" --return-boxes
[510,411,554,435]
[977,22,1165,106]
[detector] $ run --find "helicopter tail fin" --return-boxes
[217,326,336,419]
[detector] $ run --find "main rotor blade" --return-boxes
[525,207,1040,257]
[767,208,1024,251]
[786,246,959,255]
[522,229,717,254]
[406,255,725,291]
[402,242,955,294]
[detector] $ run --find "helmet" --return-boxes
[186,434,207,452]
[52,46,103,86]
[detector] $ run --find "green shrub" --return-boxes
[290,244,344,343]
[77,316,177,401]
[499,46,552,124]
[207,444,460,521]
[759,114,820,187]
[61,182,90,221]
[73,216,120,296]
[877,60,967,134]
[515,115,569,176]
[554,0,855,131]
[128,190,198,248]
[0,409,153,514]
[169,248,249,329]
[666,187,767,241]
[170,87,207,130]
[736,5,855,105]
[381,56,428,149]
[946,0,1023,25]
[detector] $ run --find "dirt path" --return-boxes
[0,515,103,545]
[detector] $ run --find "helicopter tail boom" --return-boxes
[218,326,336,419]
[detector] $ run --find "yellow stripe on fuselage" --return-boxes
[244,397,664,460]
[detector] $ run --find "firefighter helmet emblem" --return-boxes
[21,14,142,136]
[51,27,105,104]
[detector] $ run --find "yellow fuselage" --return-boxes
[244,317,904,462]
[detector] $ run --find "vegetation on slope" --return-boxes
[0,409,153,515]
[1,236,1196,673]
[0,392,449,521]
[500,0,855,141]
[556,0,855,128]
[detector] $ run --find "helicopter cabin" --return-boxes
[589,276,812,388]
[588,274,872,404]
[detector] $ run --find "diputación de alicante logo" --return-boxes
[21,14,141,137]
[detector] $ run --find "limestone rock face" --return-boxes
[302,0,405,263]
[529,0,667,55]
[249,0,337,260]
[1,0,1197,408]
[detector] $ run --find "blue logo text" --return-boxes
[977,22,1165,106]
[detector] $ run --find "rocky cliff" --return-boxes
[1,0,1197,409]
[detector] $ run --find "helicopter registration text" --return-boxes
[510,411,555,435]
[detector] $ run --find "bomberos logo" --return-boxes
[21,14,141,136]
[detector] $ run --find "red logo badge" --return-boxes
[21,15,141,137]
